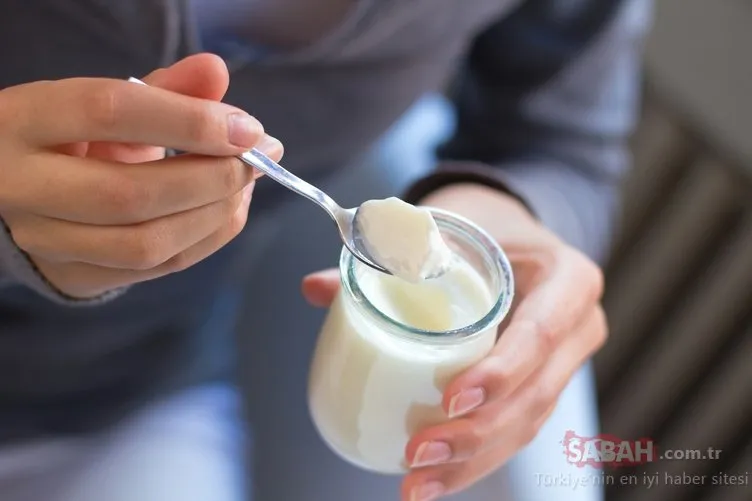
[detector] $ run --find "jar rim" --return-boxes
[339,207,515,344]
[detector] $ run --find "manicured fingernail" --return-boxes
[412,441,452,467]
[448,387,485,418]
[411,481,445,501]
[228,113,261,148]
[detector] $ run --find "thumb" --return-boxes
[302,269,341,308]
[87,54,232,163]
[144,53,230,101]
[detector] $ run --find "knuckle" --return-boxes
[85,82,123,130]
[207,197,242,233]
[217,158,246,194]
[482,356,513,398]
[223,193,244,219]
[229,206,249,237]
[531,319,559,356]
[165,249,193,274]
[185,106,220,144]
[102,175,151,220]
[459,430,486,458]
[215,200,235,224]
[122,229,166,270]
[531,383,557,417]
[229,193,251,237]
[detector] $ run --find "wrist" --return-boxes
[420,183,532,216]
[417,183,557,248]
[419,182,535,222]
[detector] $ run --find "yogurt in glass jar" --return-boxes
[308,207,514,474]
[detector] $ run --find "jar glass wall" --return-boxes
[308,208,514,474]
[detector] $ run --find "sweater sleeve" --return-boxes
[404,0,652,263]
[0,216,125,305]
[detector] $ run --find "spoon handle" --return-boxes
[239,149,341,219]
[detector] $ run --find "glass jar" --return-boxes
[307,208,514,474]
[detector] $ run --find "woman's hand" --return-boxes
[0,54,283,299]
[301,184,606,501]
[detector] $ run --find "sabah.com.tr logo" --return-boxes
[561,431,723,469]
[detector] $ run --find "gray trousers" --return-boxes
[0,97,602,501]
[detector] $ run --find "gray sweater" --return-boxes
[0,0,650,441]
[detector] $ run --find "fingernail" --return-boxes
[257,135,283,156]
[411,481,445,501]
[412,441,452,467]
[228,113,261,148]
[448,387,485,418]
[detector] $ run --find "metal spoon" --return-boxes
[237,147,396,275]
[236,150,450,279]
[127,77,393,276]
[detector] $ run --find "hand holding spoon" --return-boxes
[128,77,410,277]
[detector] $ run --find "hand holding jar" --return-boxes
[302,183,607,501]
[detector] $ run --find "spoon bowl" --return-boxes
[238,148,393,275]
[239,149,450,279]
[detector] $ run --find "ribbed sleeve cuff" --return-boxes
[402,160,539,218]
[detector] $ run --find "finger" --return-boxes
[5,137,282,225]
[145,53,230,101]
[442,249,603,416]
[404,381,545,475]
[6,76,262,153]
[9,183,254,269]
[404,397,566,500]
[35,185,255,299]
[151,183,256,276]
[253,134,285,175]
[85,53,232,163]
[301,268,341,307]
[405,386,536,471]
[405,418,477,469]
[402,311,605,501]
[402,448,512,501]
[405,307,607,479]
[508,305,607,423]
[86,140,165,164]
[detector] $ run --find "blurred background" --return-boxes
[594,0,752,500]
[234,1,750,499]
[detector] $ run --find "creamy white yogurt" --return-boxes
[308,253,499,473]
[355,197,453,282]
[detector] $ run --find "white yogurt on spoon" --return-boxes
[354,197,454,282]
